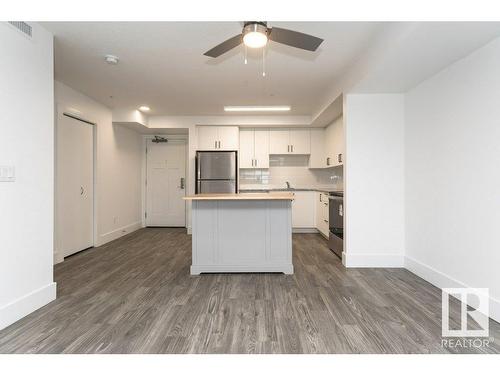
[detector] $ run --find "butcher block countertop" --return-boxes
[183,192,295,201]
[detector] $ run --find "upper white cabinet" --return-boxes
[269,129,289,154]
[254,129,270,168]
[309,128,327,168]
[197,126,239,151]
[197,126,218,150]
[269,128,310,155]
[325,116,344,167]
[290,129,311,154]
[239,128,270,169]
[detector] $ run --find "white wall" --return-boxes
[405,37,500,322]
[344,94,405,267]
[0,23,56,330]
[55,81,143,261]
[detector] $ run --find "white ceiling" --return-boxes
[352,22,500,93]
[41,22,383,116]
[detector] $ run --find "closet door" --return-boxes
[57,114,94,257]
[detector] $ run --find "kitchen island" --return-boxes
[183,193,294,275]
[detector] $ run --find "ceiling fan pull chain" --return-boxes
[262,45,266,77]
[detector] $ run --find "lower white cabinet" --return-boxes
[291,191,316,228]
[315,192,329,237]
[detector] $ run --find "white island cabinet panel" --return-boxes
[188,194,293,275]
[218,200,267,263]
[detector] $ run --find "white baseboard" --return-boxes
[0,282,56,330]
[292,228,318,234]
[343,252,405,268]
[53,251,64,265]
[405,256,500,323]
[98,221,142,246]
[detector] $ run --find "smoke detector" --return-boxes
[104,55,119,65]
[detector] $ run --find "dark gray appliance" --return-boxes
[328,192,343,258]
[195,151,238,194]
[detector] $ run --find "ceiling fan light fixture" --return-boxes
[243,23,268,49]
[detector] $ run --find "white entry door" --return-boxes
[56,114,94,257]
[146,139,186,226]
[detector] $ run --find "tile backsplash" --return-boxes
[240,155,343,190]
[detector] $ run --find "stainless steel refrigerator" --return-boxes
[195,151,238,193]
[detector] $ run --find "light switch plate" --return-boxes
[0,165,15,182]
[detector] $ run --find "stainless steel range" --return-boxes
[328,192,343,258]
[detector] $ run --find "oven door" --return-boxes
[328,196,343,233]
[328,196,343,258]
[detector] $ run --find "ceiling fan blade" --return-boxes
[204,34,242,57]
[269,27,323,51]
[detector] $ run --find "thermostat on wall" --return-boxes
[0,166,15,182]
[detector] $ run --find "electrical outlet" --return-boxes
[0,166,15,182]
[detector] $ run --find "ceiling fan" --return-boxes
[204,22,324,58]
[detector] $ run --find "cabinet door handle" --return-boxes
[326,157,330,166]
[338,153,342,163]
[252,159,255,167]
[214,140,217,149]
[179,177,185,189]
[324,219,328,223]
[255,159,257,167]
[287,145,290,152]
[291,145,294,153]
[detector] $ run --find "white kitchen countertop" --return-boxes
[183,192,295,201]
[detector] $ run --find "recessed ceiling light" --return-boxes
[104,54,119,65]
[139,106,150,112]
[224,106,291,112]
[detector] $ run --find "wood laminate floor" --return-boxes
[0,228,499,354]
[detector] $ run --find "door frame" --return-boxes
[141,134,188,228]
[54,107,97,263]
